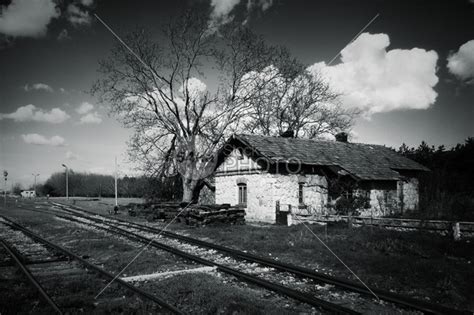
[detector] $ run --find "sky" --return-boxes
[0,0,473,188]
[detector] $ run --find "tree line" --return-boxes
[15,171,182,201]
[398,137,474,221]
[36,171,147,198]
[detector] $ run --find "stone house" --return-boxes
[20,190,36,198]
[214,134,428,223]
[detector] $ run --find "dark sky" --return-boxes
[0,0,473,186]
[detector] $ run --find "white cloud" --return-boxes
[308,33,439,116]
[66,150,79,160]
[447,40,474,82]
[76,102,94,114]
[22,134,65,146]
[23,83,53,92]
[79,112,102,124]
[210,0,240,25]
[209,0,275,28]
[0,104,70,123]
[180,77,207,100]
[67,4,91,26]
[0,0,59,37]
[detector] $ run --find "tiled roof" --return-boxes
[232,134,429,181]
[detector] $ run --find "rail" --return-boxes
[0,215,183,315]
[0,239,63,314]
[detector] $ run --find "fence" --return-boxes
[295,214,474,237]
[275,201,474,238]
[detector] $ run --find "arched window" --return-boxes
[237,183,247,206]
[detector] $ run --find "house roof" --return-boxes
[228,134,429,181]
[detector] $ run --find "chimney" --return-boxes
[280,129,294,138]
[335,132,348,143]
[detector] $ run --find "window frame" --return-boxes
[237,183,247,206]
[298,182,305,205]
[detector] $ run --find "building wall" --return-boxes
[216,174,420,221]
[216,148,262,173]
[360,178,419,216]
[399,177,419,211]
[215,171,328,222]
[296,175,328,215]
[216,173,276,222]
[272,174,328,214]
[362,189,398,216]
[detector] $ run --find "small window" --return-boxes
[238,183,247,206]
[298,183,304,204]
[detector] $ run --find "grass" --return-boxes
[51,197,144,214]
[181,222,474,311]
[142,272,314,314]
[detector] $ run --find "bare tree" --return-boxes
[241,62,356,138]
[93,11,281,202]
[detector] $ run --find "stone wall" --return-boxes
[215,172,328,223]
[215,173,276,222]
[362,189,398,216]
[399,177,419,211]
[216,175,420,222]
[294,174,328,215]
[360,178,419,216]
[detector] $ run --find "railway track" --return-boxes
[28,204,362,314]
[0,238,63,314]
[25,200,468,314]
[0,215,182,314]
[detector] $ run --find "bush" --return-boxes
[333,195,370,216]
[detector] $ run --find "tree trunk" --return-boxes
[192,180,205,203]
[182,177,199,204]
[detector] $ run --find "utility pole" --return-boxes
[3,170,7,208]
[114,156,118,207]
[32,173,39,197]
[62,164,69,200]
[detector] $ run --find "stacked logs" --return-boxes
[127,203,246,227]
[185,204,246,227]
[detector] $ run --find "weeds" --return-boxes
[184,223,474,311]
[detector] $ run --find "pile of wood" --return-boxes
[184,204,246,227]
[127,203,246,227]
